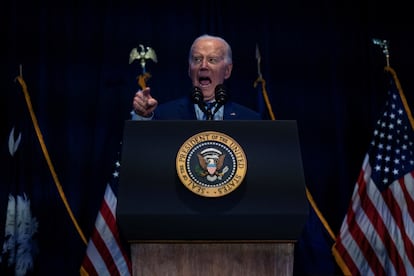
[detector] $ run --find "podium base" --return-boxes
[131,241,294,276]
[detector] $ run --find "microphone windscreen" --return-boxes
[215,84,228,104]
[191,86,203,104]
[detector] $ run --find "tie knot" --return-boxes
[204,102,216,120]
[205,102,215,110]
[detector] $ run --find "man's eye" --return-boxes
[192,57,222,64]
[192,57,202,63]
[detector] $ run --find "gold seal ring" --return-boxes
[176,131,247,197]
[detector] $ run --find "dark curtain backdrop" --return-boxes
[1,0,413,275]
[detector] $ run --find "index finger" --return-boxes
[140,87,151,98]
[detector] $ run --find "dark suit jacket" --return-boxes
[153,96,262,120]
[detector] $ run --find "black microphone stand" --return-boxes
[191,85,228,120]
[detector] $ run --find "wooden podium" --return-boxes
[131,241,295,275]
[117,120,308,276]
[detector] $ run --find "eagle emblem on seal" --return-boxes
[197,148,229,181]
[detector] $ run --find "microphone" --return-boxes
[191,86,211,119]
[213,84,228,114]
[191,86,203,105]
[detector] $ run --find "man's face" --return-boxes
[188,39,233,102]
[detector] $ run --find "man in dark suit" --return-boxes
[131,34,261,120]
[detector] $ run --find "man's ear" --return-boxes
[224,64,233,79]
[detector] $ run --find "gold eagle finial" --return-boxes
[129,44,157,89]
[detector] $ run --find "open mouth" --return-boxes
[199,76,211,86]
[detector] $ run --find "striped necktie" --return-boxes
[204,102,215,120]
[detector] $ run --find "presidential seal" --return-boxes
[176,131,247,197]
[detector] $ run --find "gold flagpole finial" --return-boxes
[129,44,157,90]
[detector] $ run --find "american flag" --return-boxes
[333,66,414,276]
[80,155,132,276]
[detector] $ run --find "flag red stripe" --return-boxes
[91,214,119,275]
[81,183,132,275]
[336,164,414,275]
[397,175,414,266]
[349,169,386,275]
[99,199,122,270]
[80,254,98,275]
[384,179,414,268]
[100,192,132,272]
[336,204,368,275]
[360,164,407,275]
[402,172,414,221]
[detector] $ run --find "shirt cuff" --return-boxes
[130,110,154,120]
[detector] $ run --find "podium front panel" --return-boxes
[117,120,308,241]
